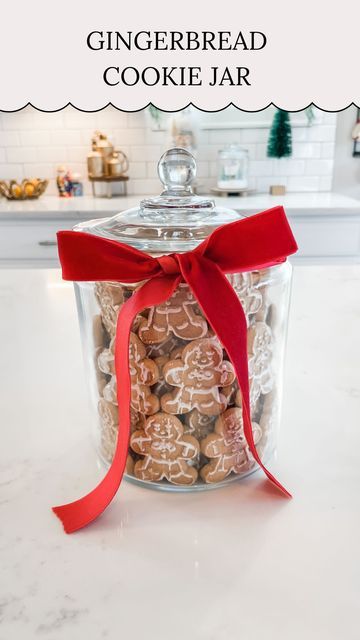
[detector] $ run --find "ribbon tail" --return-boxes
[53,274,181,533]
[179,253,291,498]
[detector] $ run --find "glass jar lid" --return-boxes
[75,147,240,252]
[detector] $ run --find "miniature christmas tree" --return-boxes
[267,110,292,158]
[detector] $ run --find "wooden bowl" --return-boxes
[0,178,49,200]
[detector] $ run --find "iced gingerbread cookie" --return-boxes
[98,338,116,375]
[200,407,262,483]
[151,355,172,397]
[146,335,182,359]
[130,413,200,485]
[129,332,160,415]
[247,322,274,395]
[98,399,144,463]
[184,409,215,440]
[161,338,236,416]
[95,282,124,337]
[93,314,108,349]
[235,377,262,413]
[98,398,119,463]
[138,283,208,344]
[229,272,263,324]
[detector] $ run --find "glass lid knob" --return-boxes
[158,148,196,195]
[140,147,214,218]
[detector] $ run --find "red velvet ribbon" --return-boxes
[53,206,297,533]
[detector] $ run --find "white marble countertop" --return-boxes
[0,191,359,221]
[1,266,360,639]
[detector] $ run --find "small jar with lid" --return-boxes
[217,143,249,190]
[71,148,294,491]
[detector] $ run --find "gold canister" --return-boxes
[94,131,113,160]
[87,141,104,178]
[106,150,129,177]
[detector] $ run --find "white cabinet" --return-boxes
[0,219,80,267]
[0,195,360,267]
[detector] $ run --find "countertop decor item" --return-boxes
[0,178,48,200]
[267,109,292,195]
[53,147,297,534]
[87,131,129,196]
[87,140,104,178]
[86,131,114,180]
[217,144,249,191]
[106,150,129,177]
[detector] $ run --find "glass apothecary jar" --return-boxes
[73,148,293,491]
[217,144,249,190]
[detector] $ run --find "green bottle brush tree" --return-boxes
[267,109,292,194]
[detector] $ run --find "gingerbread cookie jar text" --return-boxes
[71,148,294,491]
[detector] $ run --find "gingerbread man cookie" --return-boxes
[130,413,199,485]
[95,282,124,337]
[98,338,116,375]
[129,332,160,415]
[184,409,215,440]
[138,283,208,344]
[200,407,262,483]
[247,322,274,395]
[146,335,182,359]
[229,272,263,324]
[161,338,236,416]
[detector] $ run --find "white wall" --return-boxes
[333,105,360,199]
[0,106,337,196]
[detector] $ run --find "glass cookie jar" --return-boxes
[73,148,293,491]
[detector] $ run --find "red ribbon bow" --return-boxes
[53,206,297,533]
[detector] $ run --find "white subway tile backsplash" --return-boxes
[31,111,64,130]
[2,109,34,130]
[63,109,97,129]
[124,111,145,128]
[321,142,336,158]
[113,128,146,146]
[305,159,334,176]
[65,146,88,163]
[276,159,306,176]
[23,163,54,178]
[0,106,337,196]
[293,142,321,158]
[307,125,336,142]
[292,127,310,143]
[130,162,147,179]
[20,131,51,147]
[51,130,83,146]
[130,145,163,162]
[0,131,20,146]
[0,163,24,180]
[6,147,36,163]
[256,176,288,193]
[95,107,128,129]
[288,176,320,191]
[249,160,273,177]
[319,176,333,191]
[208,129,243,145]
[37,147,67,163]
[130,178,161,195]
[195,161,209,179]
[241,128,269,143]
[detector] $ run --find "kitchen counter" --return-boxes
[0,191,359,220]
[1,266,359,639]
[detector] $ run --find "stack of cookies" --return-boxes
[93,275,277,487]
